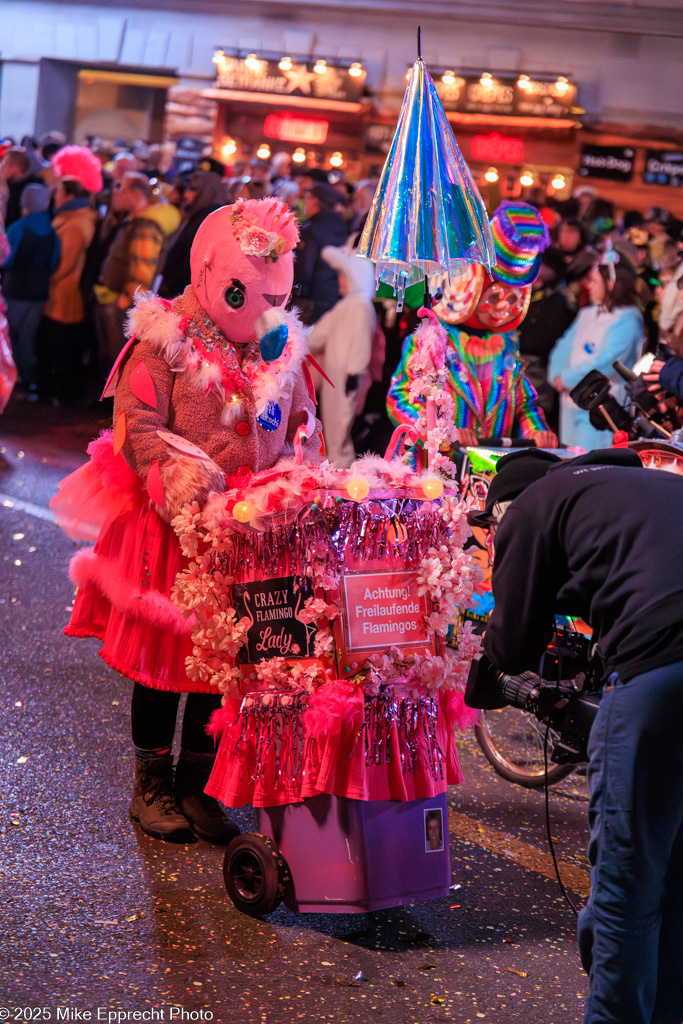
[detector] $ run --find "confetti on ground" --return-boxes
[507,969,528,978]
[448,807,591,897]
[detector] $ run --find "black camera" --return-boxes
[465,631,601,764]
[569,361,676,439]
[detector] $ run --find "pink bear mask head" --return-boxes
[190,198,300,347]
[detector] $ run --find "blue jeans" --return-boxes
[6,298,44,388]
[578,661,683,1023]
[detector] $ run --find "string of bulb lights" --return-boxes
[220,139,346,168]
[483,167,568,192]
[213,49,365,78]
[406,66,572,95]
[213,49,365,169]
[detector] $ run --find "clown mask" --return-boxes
[462,274,531,332]
[429,263,485,325]
[190,198,300,356]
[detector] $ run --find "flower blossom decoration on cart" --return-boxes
[169,438,485,807]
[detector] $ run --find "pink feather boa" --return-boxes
[303,680,363,738]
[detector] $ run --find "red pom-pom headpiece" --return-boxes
[52,146,103,195]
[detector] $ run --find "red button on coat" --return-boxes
[235,421,250,436]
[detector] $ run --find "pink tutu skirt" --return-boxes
[205,688,465,808]
[51,432,210,693]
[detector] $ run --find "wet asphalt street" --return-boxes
[1,397,590,1024]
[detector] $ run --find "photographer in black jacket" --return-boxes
[472,447,683,1024]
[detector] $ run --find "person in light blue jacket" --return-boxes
[548,262,644,450]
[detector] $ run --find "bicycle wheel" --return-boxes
[473,708,575,789]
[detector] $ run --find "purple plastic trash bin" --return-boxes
[256,792,451,913]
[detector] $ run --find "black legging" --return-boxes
[130,682,221,753]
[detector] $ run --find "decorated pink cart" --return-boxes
[171,447,481,915]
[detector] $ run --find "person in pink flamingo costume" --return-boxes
[52,197,322,843]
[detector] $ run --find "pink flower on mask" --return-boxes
[228,197,299,262]
[240,226,280,258]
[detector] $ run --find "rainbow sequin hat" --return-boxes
[490,201,551,286]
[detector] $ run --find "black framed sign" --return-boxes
[578,144,635,182]
[232,575,316,664]
[643,150,683,188]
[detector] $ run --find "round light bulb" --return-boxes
[233,501,253,523]
[517,74,531,91]
[551,173,566,190]
[292,148,306,163]
[279,56,293,71]
[442,70,456,85]
[244,53,261,72]
[329,151,343,167]
[347,477,369,502]
[555,76,569,94]
[256,143,271,160]
[222,138,237,159]
[480,72,493,87]
[314,59,327,74]
[484,167,499,183]
[520,171,534,187]
[348,62,363,77]
[422,477,444,500]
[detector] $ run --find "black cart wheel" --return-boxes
[223,833,289,917]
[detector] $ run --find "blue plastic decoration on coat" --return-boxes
[357,57,496,311]
[257,401,282,432]
[260,323,288,362]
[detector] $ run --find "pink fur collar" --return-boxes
[126,288,309,416]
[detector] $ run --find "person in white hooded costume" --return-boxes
[307,244,376,467]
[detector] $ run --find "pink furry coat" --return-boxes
[115,286,321,520]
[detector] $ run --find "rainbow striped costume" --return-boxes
[387,324,549,440]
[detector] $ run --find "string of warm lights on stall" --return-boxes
[212,48,367,170]
[404,66,578,196]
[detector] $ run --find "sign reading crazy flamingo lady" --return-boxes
[341,571,430,651]
[233,576,316,663]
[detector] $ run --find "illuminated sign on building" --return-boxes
[263,112,329,145]
[471,132,524,163]
[431,73,577,120]
[212,53,366,104]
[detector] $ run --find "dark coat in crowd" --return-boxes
[293,209,348,323]
[159,171,226,299]
[5,174,44,228]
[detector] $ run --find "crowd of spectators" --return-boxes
[509,188,683,446]
[1,129,683,458]
[0,134,376,419]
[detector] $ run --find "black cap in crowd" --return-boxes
[466,449,562,528]
[197,156,225,176]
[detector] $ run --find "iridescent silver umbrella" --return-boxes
[358,42,495,310]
